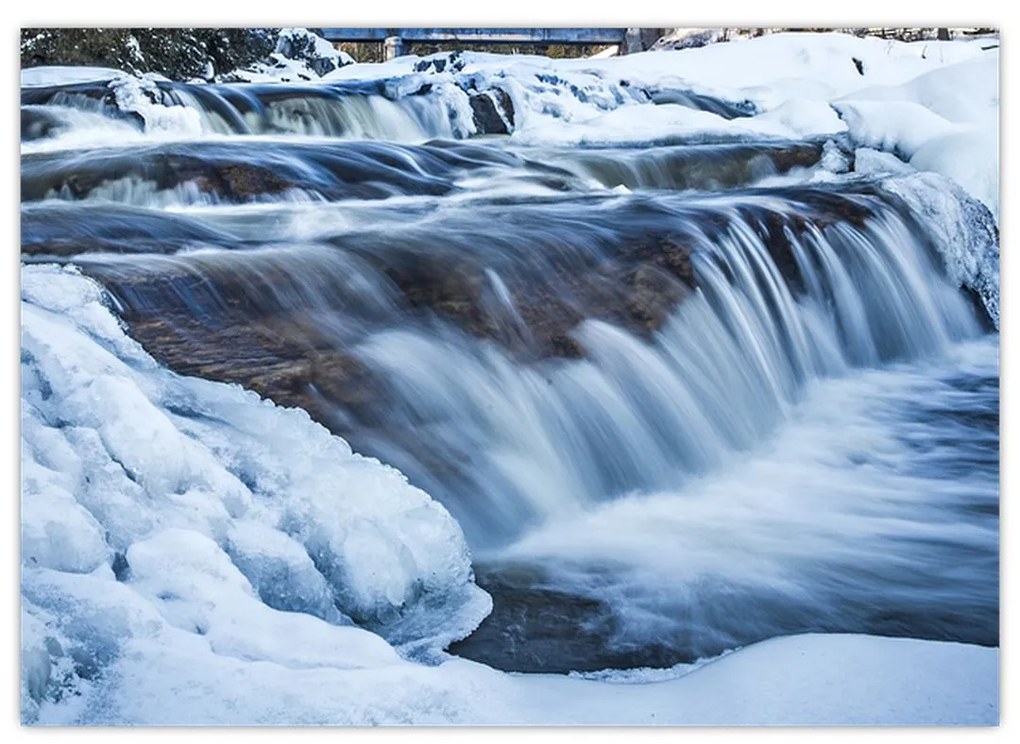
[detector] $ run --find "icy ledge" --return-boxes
[21,264,491,720]
[880,172,1000,328]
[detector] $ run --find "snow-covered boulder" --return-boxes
[275,28,355,76]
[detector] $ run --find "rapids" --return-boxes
[21,62,999,674]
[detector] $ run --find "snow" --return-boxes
[25,614,997,725]
[20,263,490,696]
[580,32,987,107]
[324,33,998,214]
[22,33,997,219]
[277,27,354,66]
[834,100,961,158]
[227,53,324,84]
[229,27,355,83]
[841,53,998,125]
[834,53,999,216]
[21,66,124,87]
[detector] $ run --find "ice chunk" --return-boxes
[881,172,999,326]
[127,529,401,669]
[20,264,490,679]
[854,147,914,176]
[910,127,998,220]
[21,476,108,573]
[108,75,205,135]
[226,521,350,624]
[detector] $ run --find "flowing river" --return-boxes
[21,65,999,674]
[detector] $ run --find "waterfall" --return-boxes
[20,60,999,681]
[58,186,987,547]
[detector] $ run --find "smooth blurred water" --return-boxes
[20,74,1000,671]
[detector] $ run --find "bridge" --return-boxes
[319,28,663,59]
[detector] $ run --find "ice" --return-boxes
[108,75,205,135]
[818,138,851,173]
[836,96,1000,217]
[20,473,108,574]
[20,263,490,720]
[20,609,53,721]
[512,103,794,147]
[22,33,996,219]
[125,529,402,669]
[225,520,350,624]
[880,172,1000,326]
[910,128,999,220]
[854,146,915,176]
[834,54,998,216]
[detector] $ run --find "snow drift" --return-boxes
[21,264,491,720]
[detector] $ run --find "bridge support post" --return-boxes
[383,36,407,60]
[623,28,643,55]
[622,27,664,55]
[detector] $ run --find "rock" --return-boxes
[413,51,466,75]
[20,142,457,204]
[192,163,295,201]
[448,561,685,673]
[21,150,300,203]
[21,108,62,141]
[273,28,355,77]
[468,87,515,135]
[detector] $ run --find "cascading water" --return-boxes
[21,58,999,678]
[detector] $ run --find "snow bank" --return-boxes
[323,33,997,214]
[578,31,986,110]
[21,264,490,720]
[835,54,999,216]
[26,620,997,725]
[21,66,124,87]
